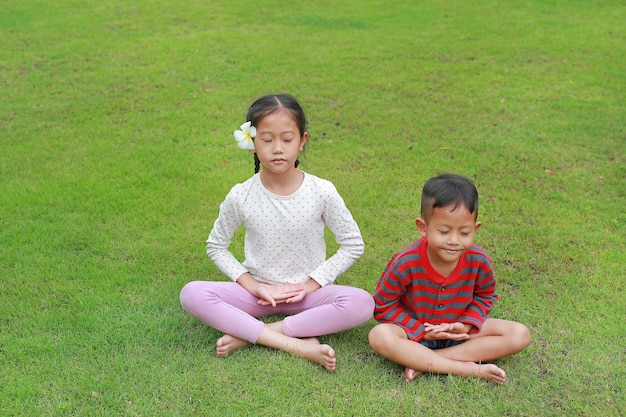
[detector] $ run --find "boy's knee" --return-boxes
[368,324,395,354]
[368,325,383,350]
[511,322,531,351]
[518,323,531,347]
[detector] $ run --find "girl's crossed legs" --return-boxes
[180,281,374,371]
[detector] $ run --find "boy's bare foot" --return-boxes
[216,334,249,357]
[404,367,423,383]
[473,363,507,385]
[404,363,506,385]
[295,341,337,371]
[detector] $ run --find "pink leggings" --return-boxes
[180,281,374,343]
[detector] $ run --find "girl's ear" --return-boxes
[415,218,427,237]
[299,131,309,151]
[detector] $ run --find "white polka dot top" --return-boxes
[206,172,364,286]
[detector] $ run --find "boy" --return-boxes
[369,174,530,385]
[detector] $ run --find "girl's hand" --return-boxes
[280,278,321,304]
[256,283,305,307]
[256,278,320,306]
[423,322,471,341]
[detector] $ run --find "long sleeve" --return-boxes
[373,239,498,342]
[457,249,498,332]
[205,183,250,281]
[373,241,429,341]
[205,173,363,287]
[308,180,364,287]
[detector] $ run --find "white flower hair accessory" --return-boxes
[234,121,256,150]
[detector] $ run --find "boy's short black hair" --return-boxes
[420,173,479,221]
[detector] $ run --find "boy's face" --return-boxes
[416,204,481,270]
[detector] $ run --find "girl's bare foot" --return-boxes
[295,341,336,371]
[216,335,319,358]
[473,363,507,385]
[216,334,249,357]
[404,367,423,383]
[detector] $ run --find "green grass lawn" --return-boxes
[1,0,624,415]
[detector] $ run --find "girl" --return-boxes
[180,94,374,371]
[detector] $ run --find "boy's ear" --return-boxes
[415,218,427,237]
[475,221,482,231]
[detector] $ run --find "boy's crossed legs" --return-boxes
[369,318,530,385]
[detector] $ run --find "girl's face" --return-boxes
[253,108,308,176]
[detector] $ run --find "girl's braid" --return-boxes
[254,153,261,174]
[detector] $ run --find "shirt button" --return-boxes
[438,304,444,309]
[441,287,446,292]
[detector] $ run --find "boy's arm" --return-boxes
[373,260,429,341]
[458,255,498,333]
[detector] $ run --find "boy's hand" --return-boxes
[423,322,471,341]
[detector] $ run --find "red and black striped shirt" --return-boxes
[373,237,498,341]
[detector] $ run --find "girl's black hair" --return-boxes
[246,94,308,174]
[420,173,479,220]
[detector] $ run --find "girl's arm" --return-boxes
[308,182,364,286]
[304,278,321,294]
[206,186,250,281]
